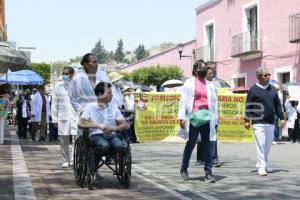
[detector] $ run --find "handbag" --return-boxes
[190,109,210,128]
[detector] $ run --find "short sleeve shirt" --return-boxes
[81,102,124,136]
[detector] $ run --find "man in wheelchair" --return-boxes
[78,81,129,170]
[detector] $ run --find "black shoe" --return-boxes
[205,173,216,183]
[180,169,189,181]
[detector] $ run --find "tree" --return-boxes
[50,61,69,78]
[114,39,125,63]
[91,39,108,64]
[31,63,51,85]
[130,65,183,87]
[69,56,82,63]
[134,44,149,61]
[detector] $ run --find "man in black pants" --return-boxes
[16,94,30,139]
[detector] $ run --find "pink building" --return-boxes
[123,0,300,87]
[122,40,196,78]
[196,0,300,87]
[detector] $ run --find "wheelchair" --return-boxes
[73,128,132,190]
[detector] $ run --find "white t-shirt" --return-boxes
[81,102,124,136]
[22,100,28,118]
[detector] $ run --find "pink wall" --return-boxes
[122,40,196,78]
[196,0,300,86]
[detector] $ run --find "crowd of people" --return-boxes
[178,61,299,183]
[8,53,138,169]
[1,53,299,184]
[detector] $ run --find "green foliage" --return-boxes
[50,61,69,77]
[91,39,108,64]
[69,56,82,63]
[114,39,125,63]
[128,65,183,86]
[118,71,132,81]
[107,50,115,63]
[31,63,51,85]
[134,44,149,61]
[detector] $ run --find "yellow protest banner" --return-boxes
[217,90,254,143]
[134,92,180,142]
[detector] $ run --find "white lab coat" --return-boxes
[178,76,218,141]
[70,70,111,114]
[51,81,78,136]
[31,92,50,123]
[111,85,124,108]
[285,100,300,129]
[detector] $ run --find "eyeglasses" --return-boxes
[62,73,69,75]
[262,73,271,77]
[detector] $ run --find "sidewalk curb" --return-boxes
[10,129,37,200]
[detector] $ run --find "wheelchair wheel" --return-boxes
[118,147,132,189]
[74,136,87,187]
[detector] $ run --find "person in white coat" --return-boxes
[70,53,111,115]
[52,67,78,168]
[31,87,51,142]
[108,71,124,109]
[285,98,300,143]
[178,60,218,183]
[196,65,221,167]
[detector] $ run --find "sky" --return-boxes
[6,0,208,63]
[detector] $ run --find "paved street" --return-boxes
[1,126,300,200]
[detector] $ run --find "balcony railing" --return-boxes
[289,13,300,43]
[231,30,262,58]
[194,45,215,62]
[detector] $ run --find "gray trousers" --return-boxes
[60,135,75,163]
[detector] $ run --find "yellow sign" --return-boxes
[217,91,254,143]
[134,92,180,142]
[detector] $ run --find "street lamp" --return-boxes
[177,43,195,60]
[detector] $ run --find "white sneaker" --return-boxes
[258,169,267,176]
[62,162,69,168]
[266,168,273,173]
[272,141,277,145]
[69,161,74,166]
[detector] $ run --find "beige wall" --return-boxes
[0,0,7,41]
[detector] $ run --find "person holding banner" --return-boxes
[245,67,285,176]
[178,60,218,183]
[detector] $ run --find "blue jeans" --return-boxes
[181,123,212,174]
[90,134,124,166]
[274,115,282,141]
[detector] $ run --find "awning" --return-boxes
[0,43,30,73]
